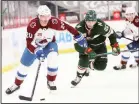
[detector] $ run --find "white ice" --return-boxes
[2,52,138,103]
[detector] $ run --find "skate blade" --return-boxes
[130,65,137,69]
[71,86,75,88]
[71,84,77,88]
[49,90,57,94]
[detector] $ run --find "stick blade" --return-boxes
[19,95,32,101]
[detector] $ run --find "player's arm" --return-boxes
[74,21,96,57]
[26,23,45,60]
[125,17,139,41]
[101,21,120,55]
[100,21,117,45]
[134,16,139,27]
[117,17,139,41]
[26,26,36,54]
[53,18,88,48]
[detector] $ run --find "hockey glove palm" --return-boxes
[111,42,120,56]
[34,47,45,60]
[74,34,88,48]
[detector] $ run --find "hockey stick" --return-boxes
[1,8,7,16]
[122,36,134,41]
[19,58,44,101]
[95,49,139,57]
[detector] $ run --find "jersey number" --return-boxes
[27,32,33,38]
[61,22,65,29]
[104,24,109,32]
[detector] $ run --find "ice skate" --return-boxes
[5,83,20,94]
[71,72,86,87]
[85,68,90,76]
[113,64,126,70]
[47,81,57,91]
[129,63,139,69]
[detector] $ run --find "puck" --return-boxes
[40,98,45,101]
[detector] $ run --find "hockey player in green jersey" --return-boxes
[71,10,120,87]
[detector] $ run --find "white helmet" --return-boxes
[125,7,136,15]
[37,5,51,16]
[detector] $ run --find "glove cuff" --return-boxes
[112,42,119,48]
[74,34,84,42]
[84,48,93,54]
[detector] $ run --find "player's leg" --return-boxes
[89,45,108,71]
[43,42,58,90]
[85,59,95,76]
[129,51,139,68]
[71,54,89,86]
[113,43,132,70]
[130,42,139,68]
[134,55,139,67]
[6,48,36,94]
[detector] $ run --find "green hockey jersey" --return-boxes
[75,19,117,46]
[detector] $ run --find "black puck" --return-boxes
[40,98,45,101]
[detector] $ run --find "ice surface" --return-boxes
[2,52,138,103]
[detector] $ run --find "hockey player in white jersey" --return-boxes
[5,5,89,94]
[113,7,139,70]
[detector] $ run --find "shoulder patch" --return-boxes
[30,22,36,28]
[52,19,58,24]
[135,18,139,23]
[28,17,38,28]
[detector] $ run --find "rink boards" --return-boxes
[2,20,132,73]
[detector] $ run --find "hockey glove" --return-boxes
[84,48,96,59]
[34,47,45,60]
[74,43,96,58]
[111,42,120,56]
[116,31,124,39]
[74,34,88,48]
[133,35,139,42]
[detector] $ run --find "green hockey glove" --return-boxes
[111,42,120,56]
